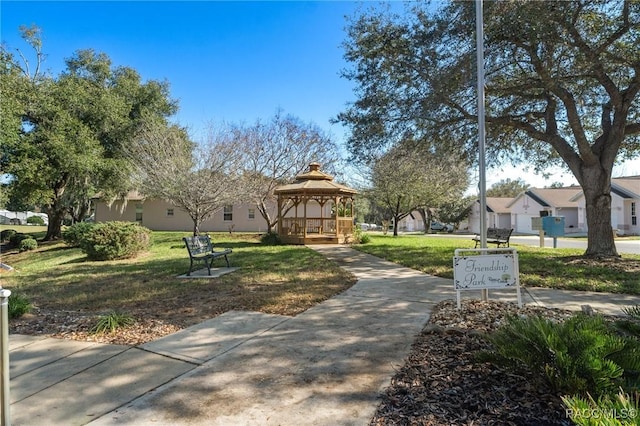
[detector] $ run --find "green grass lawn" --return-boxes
[1,231,357,324]
[355,234,640,295]
[3,228,638,329]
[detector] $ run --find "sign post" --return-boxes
[453,248,521,309]
[531,217,545,248]
[0,287,10,426]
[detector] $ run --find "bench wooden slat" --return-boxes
[183,235,232,276]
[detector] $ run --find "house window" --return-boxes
[167,208,174,217]
[223,205,233,221]
[632,202,637,226]
[135,204,143,223]
[248,208,255,220]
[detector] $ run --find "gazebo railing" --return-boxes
[338,218,354,235]
[282,217,352,236]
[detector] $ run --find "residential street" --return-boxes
[420,233,640,255]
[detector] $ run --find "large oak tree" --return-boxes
[1,26,177,240]
[338,0,640,257]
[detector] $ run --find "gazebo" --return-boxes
[274,163,358,244]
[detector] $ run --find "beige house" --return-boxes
[93,192,270,233]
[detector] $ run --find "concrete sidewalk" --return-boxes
[7,245,640,425]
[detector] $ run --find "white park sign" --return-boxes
[453,248,522,308]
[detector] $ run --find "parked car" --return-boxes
[430,222,454,233]
[357,223,370,231]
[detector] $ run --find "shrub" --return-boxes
[8,293,31,319]
[91,311,135,334]
[562,390,639,426]
[260,232,283,245]
[0,229,16,242]
[80,221,152,261]
[479,314,638,399]
[359,232,371,244]
[350,227,370,244]
[26,215,45,225]
[62,222,96,247]
[9,233,33,247]
[19,238,38,252]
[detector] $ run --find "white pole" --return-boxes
[476,0,488,301]
[0,287,11,426]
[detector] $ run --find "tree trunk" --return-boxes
[577,166,618,258]
[44,207,65,241]
[69,200,91,224]
[417,208,434,234]
[257,200,275,234]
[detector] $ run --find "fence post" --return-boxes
[0,286,10,426]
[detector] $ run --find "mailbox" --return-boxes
[542,216,565,237]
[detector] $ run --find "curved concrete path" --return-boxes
[7,245,640,425]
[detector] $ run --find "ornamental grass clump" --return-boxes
[562,389,639,426]
[8,292,31,319]
[91,311,135,334]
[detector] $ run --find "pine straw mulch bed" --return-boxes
[370,299,579,426]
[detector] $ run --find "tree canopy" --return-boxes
[233,110,342,233]
[368,142,469,236]
[486,178,530,198]
[125,119,244,236]
[338,0,640,257]
[1,26,177,239]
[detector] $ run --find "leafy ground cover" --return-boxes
[2,231,356,343]
[355,234,640,294]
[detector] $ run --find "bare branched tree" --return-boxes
[234,111,341,233]
[369,143,469,236]
[125,119,244,235]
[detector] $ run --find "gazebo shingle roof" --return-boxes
[274,162,357,195]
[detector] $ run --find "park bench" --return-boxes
[472,228,513,248]
[183,235,232,276]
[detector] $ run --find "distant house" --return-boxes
[396,211,425,232]
[463,176,640,236]
[93,192,271,233]
[508,187,583,234]
[571,176,640,236]
[467,197,514,234]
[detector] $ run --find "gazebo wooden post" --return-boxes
[335,195,340,236]
[318,197,325,234]
[273,162,358,244]
[303,195,308,239]
[277,194,283,235]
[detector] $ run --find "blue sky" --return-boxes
[2,1,638,188]
[1,1,375,143]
